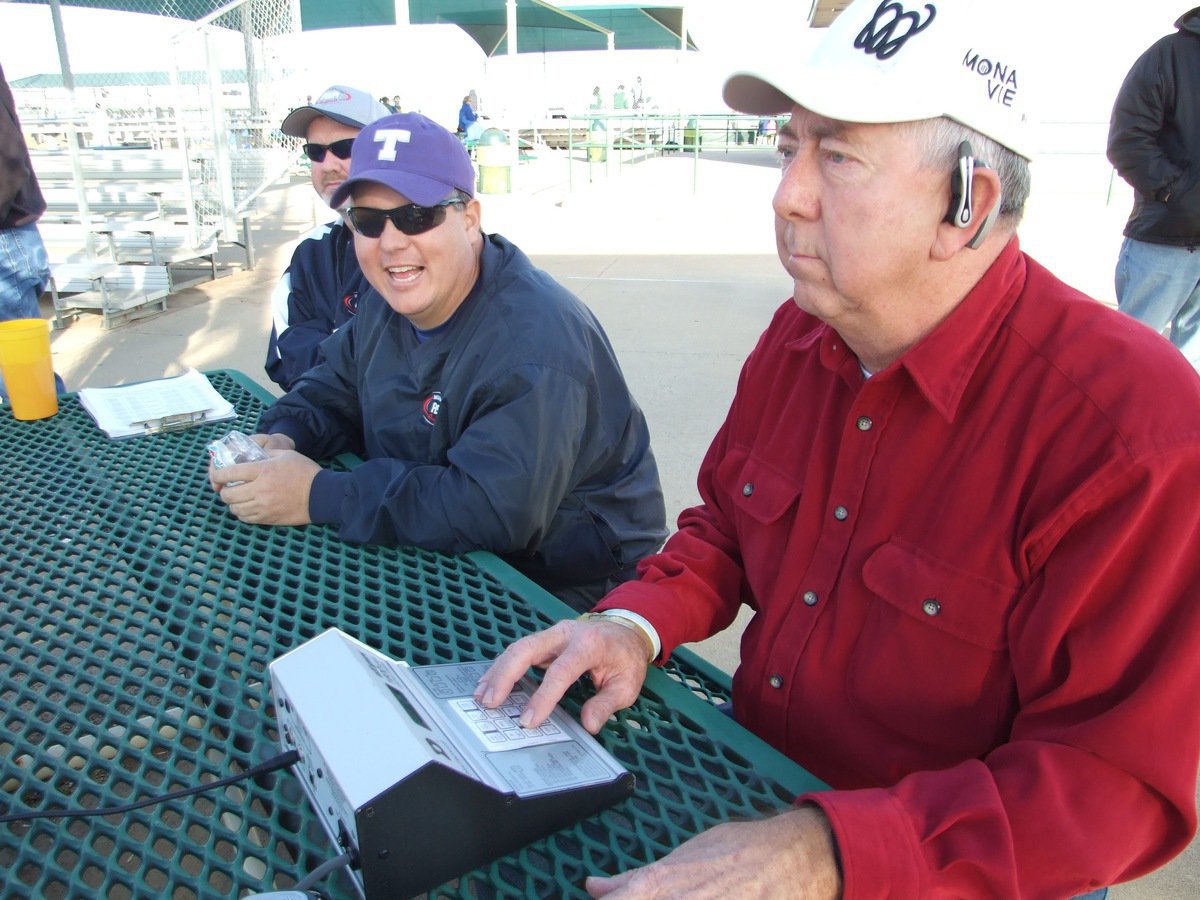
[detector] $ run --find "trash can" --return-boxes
[588,120,607,163]
[476,128,511,194]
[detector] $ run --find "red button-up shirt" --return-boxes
[601,240,1200,897]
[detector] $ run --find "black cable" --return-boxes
[0,749,300,824]
[294,850,355,891]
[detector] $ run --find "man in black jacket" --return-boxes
[215,113,667,609]
[1107,7,1200,370]
[265,86,390,390]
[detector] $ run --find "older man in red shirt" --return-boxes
[477,1,1200,897]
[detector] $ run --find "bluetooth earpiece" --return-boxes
[946,140,1002,250]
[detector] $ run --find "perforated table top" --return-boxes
[0,370,825,898]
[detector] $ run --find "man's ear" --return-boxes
[933,165,1003,260]
[462,197,483,234]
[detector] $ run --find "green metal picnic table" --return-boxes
[0,369,825,898]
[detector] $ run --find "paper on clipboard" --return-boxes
[77,368,236,439]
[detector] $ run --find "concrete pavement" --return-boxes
[37,145,1198,897]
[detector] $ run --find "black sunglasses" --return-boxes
[345,198,464,238]
[302,138,355,163]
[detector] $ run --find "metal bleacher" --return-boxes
[31,147,230,328]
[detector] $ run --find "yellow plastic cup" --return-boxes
[0,318,58,420]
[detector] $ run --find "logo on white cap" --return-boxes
[374,129,413,161]
[963,50,1019,108]
[854,1,937,60]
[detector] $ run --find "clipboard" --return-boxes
[77,369,237,439]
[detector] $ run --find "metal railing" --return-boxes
[516,112,783,191]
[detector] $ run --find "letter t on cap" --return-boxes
[374,128,413,161]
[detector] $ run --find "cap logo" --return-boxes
[316,87,352,106]
[962,51,1020,108]
[373,128,414,161]
[854,1,936,60]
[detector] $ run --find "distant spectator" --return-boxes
[631,74,645,109]
[613,84,628,110]
[0,62,63,401]
[457,94,479,138]
[380,96,397,114]
[1107,7,1200,370]
[391,95,402,113]
[265,85,391,390]
[756,116,775,145]
[589,86,605,133]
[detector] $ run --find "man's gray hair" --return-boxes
[906,117,1031,228]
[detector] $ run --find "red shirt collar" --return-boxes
[805,237,1027,422]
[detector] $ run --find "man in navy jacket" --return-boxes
[218,113,666,608]
[265,85,390,390]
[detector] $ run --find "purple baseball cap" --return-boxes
[329,113,476,209]
[280,85,390,138]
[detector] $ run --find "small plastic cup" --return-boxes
[0,318,59,420]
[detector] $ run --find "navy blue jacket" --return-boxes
[265,219,370,390]
[260,233,667,602]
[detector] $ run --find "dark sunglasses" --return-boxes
[345,198,463,238]
[302,138,355,163]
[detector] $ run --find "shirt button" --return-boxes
[922,599,941,616]
[803,591,819,606]
[743,482,754,497]
[768,674,784,689]
[856,416,873,431]
[833,505,849,521]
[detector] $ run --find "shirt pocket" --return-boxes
[848,538,1017,758]
[713,448,803,587]
[714,447,803,524]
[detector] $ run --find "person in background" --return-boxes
[265,85,391,391]
[0,62,62,401]
[215,113,667,610]
[476,1,1200,896]
[613,84,628,110]
[631,74,645,109]
[457,94,478,137]
[1107,6,1200,370]
[380,96,397,114]
[391,95,402,113]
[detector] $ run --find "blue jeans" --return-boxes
[0,221,50,320]
[1115,236,1200,369]
[0,222,62,401]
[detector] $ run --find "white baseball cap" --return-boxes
[723,0,1033,160]
[280,85,391,137]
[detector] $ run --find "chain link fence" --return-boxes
[167,0,302,244]
[13,0,300,249]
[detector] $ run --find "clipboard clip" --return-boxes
[131,410,211,435]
